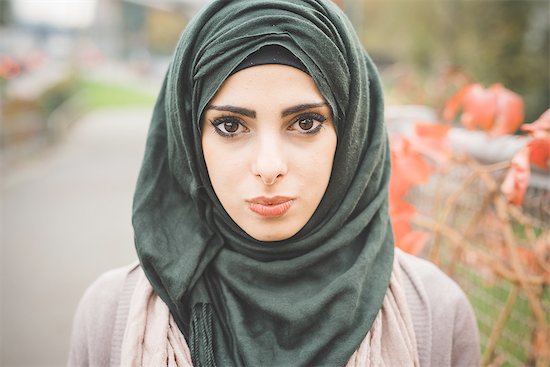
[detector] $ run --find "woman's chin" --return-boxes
[244,222,301,242]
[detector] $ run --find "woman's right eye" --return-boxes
[210,117,248,137]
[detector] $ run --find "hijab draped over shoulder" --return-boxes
[132,0,394,365]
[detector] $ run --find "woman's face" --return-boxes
[201,65,337,241]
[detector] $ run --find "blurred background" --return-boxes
[0,0,548,366]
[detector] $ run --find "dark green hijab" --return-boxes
[132,0,394,365]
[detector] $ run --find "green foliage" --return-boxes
[78,80,156,110]
[356,0,549,122]
[443,247,548,365]
[0,0,10,26]
[39,76,79,116]
[146,9,188,55]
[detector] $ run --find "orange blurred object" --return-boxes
[527,138,550,170]
[0,55,21,79]
[411,122,452,164]
[521,108,550,170]
[443,83,524,136]
[500,146,530,206]
[389,136,433,254]
[522,108,550,135]
[390,137,433,192]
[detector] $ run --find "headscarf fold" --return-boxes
[132,0,394,365]
[120,258,419,367]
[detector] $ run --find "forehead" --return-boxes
[208,64,326,107]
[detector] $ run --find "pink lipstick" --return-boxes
[247,196,294,217]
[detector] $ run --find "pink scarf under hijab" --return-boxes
[120,258,420,367]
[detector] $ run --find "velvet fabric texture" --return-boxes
[132,0,394,365]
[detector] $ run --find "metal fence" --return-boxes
[408,162,549,367]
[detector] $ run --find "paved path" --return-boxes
[1,108,151,366]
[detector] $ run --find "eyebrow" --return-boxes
[281,102,328,117]
[205,102,328,119]
[205,105,256,118]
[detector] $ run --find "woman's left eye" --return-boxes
[209,116,248,138]
[289,113,327,134]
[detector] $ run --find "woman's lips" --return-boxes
[247,196,294,217]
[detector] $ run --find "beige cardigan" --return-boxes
[68,250,480,366]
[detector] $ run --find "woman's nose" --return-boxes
[251,136,288,186]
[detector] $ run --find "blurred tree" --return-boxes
[355,0,549,123]
[121,1,147,58]
[147,9,187,55]
[0,0,10,26]
[119,2,189,57]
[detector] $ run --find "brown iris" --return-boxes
[298,118,314,130]
[224,121,239,133]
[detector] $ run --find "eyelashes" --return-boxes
[290,112,326,135]
[209,116,247,138]
[209,112,327,138]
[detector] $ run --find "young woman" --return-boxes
[69,1,480,366]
